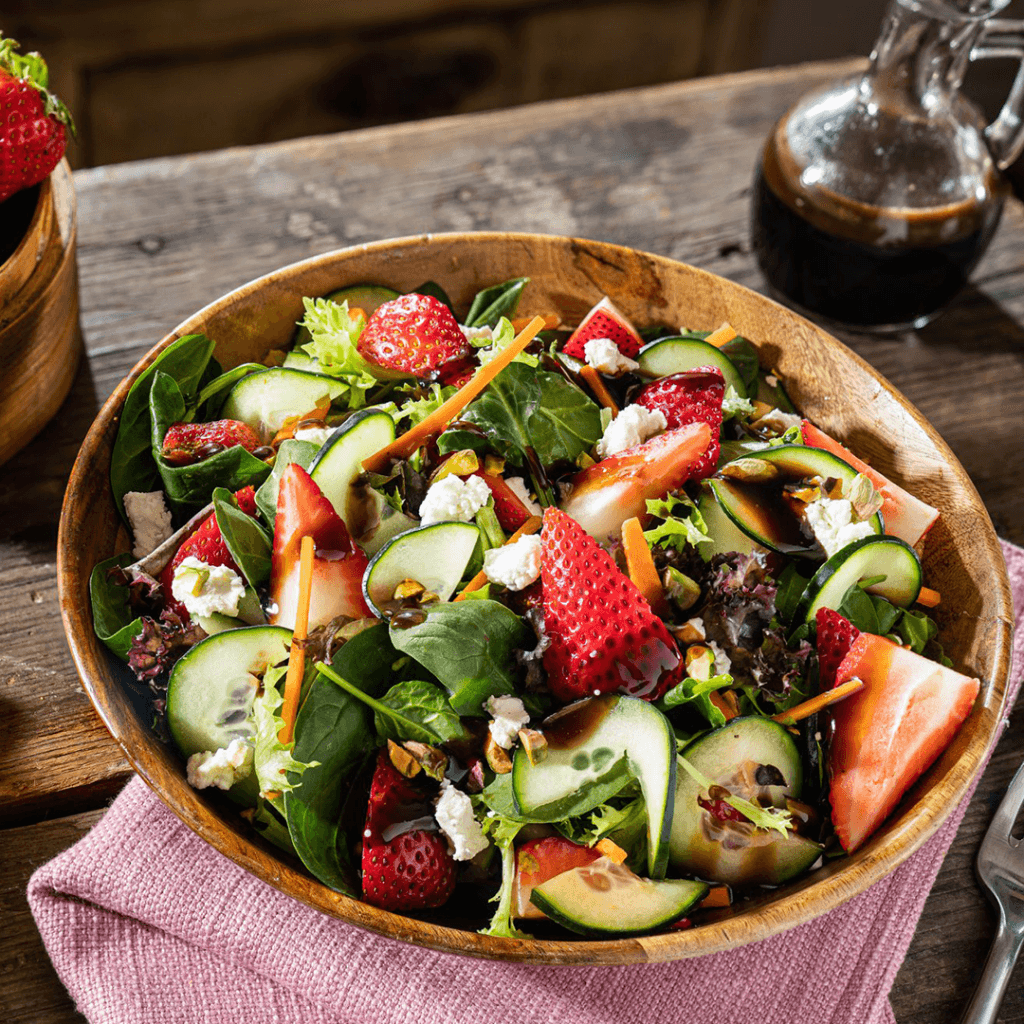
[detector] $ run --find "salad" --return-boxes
[90,275,980,938]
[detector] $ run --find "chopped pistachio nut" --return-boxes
[663,567,701,612]
[719,458,781,483]
[393,578,426,601]
[484,733,513,774]
[517,728,548,767]
[685,645,715,681]
[402,741,448,782]
[388,739,422,778]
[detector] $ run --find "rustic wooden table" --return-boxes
[1,58,1022,1023]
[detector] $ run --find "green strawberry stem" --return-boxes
[0,33,76,137]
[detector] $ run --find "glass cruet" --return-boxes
[751,0,1024,332]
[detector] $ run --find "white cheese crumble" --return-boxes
[483,534,542,592]
[434,780,489,861]
[583,337,639,375]
[804,497,875,559]
[707,640,732,676]
[186,739,253,791]
[293,424,334,448]
[460,324,493,344]
[171,556,246,618]
[684,617,706,640]
[596,404,667,459]
[754,408,802,434]
[419,473,491,526]
[123,490,174,559]
[505,476,542,516]
[485,694,530,749]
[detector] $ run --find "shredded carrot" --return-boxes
[271,401,330,447]
[595,838,628,864]
[772,678,864,725]
[709,691,740,722]
[917,586,941,608]
[454,515,543,601]
[579,365,620,416]
[621,517,666,614]
[699,886,732,909]
[278,535,315,744]
[704,323,738,348]
[361,316,546,473]
[511,313,560,332]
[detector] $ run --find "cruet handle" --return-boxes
[972,19,1024,169]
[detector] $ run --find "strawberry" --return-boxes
[357,293,472,377]
[268,464,371,631]
[562,297,643,360]
[634,367,725,480]
[161,419,262,466]
[815,608,861,689]
[159,486,258,619]
[511,836,602,919]
[361,751,456,911]
[436,354,478,389]
[0,37,74,204]
[541,507,682,702]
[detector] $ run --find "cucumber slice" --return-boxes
[531,858,708,936]
[282,350,320,374]
[637,337,748,398]
[696,483,766,558]
[362,521,479,614]
[512,695,676,878]
[669,717,822,887]
[292,284,401,349]
[221,368,346,443]
[795,535,923,623]
[358,500,419,557]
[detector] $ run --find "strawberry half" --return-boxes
[361,751,456,911]
[268,464,371,631]
[161,419,262,467]
[634,367,725,480]
[541,507,682,703]
[357,293,471,378]
[815,608,861,689]
[562,297,643,360]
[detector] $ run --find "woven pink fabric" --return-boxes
[29,540,1024,1024]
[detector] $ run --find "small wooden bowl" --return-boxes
[0,159,82,467]
[57,233,1014,964]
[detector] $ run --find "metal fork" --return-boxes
[962,762,1024,1024]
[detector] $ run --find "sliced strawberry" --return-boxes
[563,297,643,360]
[541,507,682,703]
[511,836,602,919]
[815,608,861,690]
[361,751,456,911]
[560,421,712,542]
[829,633,980,852]
[436,354,477,389]
[357,293,471,378]
[634,368,725,480]
[477,473,532,532]
[269,464,371,631]
[161,419,262,466]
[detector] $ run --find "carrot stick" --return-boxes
[579,365,620,415]
[278,535,315,744]
[704,323,737,348]
[454,515,543,600]
[772,678,865,724]
[361,315,546,473]
[511,314,560,332]
[595,838,628,863]
[699,886,732,909]
[621,516,666,614]
[916,586,941,608]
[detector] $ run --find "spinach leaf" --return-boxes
[149,371,187,452]
[894,608,939,653]
[720,336,760,399]
[156,445,272,517]
[373,679,469,744]
[89,553,143,660]
[465,277,528,328]
[254,439,319,526]
[775,562,813,625]
[836,583,902,637]
[389,600,531,715]
[284,623,395,894]
[212,486,272,588]
[409,280,454,315]
[194,363,265,420]
[110,333,216,520]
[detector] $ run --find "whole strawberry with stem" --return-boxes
[0,35,75,204]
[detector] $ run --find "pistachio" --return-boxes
[431,449,480,481]
[483,453,506,476]
[671,618,706,645]
[393,578,426,601]
[719,458,780,483]
[685,645,715,681]
[517,728,548,767]
[663,567,700,611]
[388,739,421,778]
[402,740,448,782]
[484,733,513,774]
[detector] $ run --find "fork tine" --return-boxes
[986,761,1024,844]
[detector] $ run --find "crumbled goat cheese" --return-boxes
[293,424,334,448]
[123,490,174,559]
[485,694,531,749]
[804,497,875,559]
[596,404,667,459]
[434,780,489,861]
[483,534,542,592]
[708,640,732,676]
[505,476,542,516]
[685,617,706,640]
[419,474,491,526]
[754,408,802,434]
[583,337,640,375]
[460,324,493,344]
[186,739,253,791]
[171,557,246,618]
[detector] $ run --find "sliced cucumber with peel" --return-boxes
[362,521,480,614]
[697,483,766,558]
[531,858,708,936]
[637,336,748,397]
[512,695,677,878]
[221,368,346,443]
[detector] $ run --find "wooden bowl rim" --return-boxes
[58,231,1014,964]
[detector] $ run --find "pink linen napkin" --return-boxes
[29,540,1024,1024]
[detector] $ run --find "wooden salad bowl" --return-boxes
[57,232,1014,964]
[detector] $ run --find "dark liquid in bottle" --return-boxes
[751,124,1005,329]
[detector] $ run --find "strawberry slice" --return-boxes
[563,297,643,360]
[361,751,456,911]
[815,608,861,690]
[634,367,725,480]
[541,507,682,702]
[829,633,980,852]
[511,836,602,919]
[269,464,371,631]
[161,419,262,466]
[357,293,472,377]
